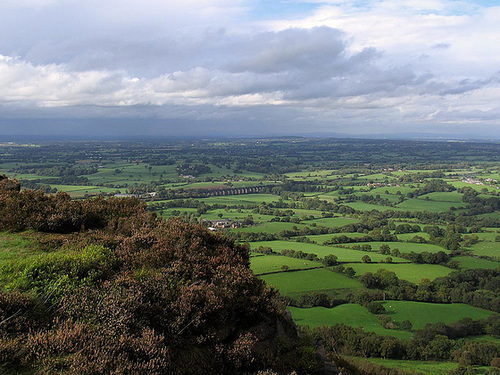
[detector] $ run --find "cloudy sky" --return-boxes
[0,0,499,138]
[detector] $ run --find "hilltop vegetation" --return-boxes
[0,175,320,374]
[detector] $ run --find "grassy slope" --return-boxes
[344,263,453,283]
[250,255,322,275]
[260,268,363,296]
[380,301,496,330]
[288,304,412,340]
[454,256,500,269]
[249,241,407,263]
[344,356,464,375]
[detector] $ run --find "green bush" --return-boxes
[6,245,119,301]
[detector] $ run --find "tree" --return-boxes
[344,267,356,278]
[322,254,338,267]
[379,244,390,255]
[400,320,413,331]
[362,255,371,263]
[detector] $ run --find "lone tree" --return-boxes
[322,254,339,266]
[362,255,372,263]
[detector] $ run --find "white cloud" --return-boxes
[0,0,498,136]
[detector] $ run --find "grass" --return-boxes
[305,232,367,243]
[369,186,417,195]
[468,242,500,258]
[451,181,498,193]
[474,232,500,242]
[301,217,359,228]
[236,222,309,234]
[343,202,405,212]
[156,207,200,217]
[0,232,38,263]
[356,193,402,204]
[453,256,500,269]
[356,173,398,181]
[199,194,281,206]
[0,232,46,286]
[379,301,497,330]
[249,241,407,263]
[250,254,322,275]
[260,268,363,296]
[288,305,412,339]
[396,232,432,241]
[344,356,462,375]
[397,199,465,212]
[350,241,448,254]
[418,192,464,203]
[49,185,123,197]
[343,263,453,283]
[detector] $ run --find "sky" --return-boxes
[0,0,499,138]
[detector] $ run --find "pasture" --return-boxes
[380,301,497,330]
[301,217,359,228]
[345,357,463,375]
[288,305,411,340]
[468,242,500,258]
[250,255,322,275]
[396,199,465,212]
[343,263,453,283]
[348,241,448,254]
[454,256,500,269]
[419,191,464,203]
[236,222,309,234]
[250,241,407,262]
[260,268,363,296]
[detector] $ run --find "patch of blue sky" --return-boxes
[248,0,319,20]
[463,0,500,6]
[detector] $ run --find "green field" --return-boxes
[344,263,453,283]
[301,217,359,228]
[305,232,368,243]
[250,255,322,275]
[369,186,417,195]
[260,268,363,296]
[419,192,464,203]
[345,356,464,375]
[289,305,412,339]
[474,232,500,242]
[50,184,123,197]
[380,301,496,330]
[396,232,432,241]
[356,173,398,181]
[453,256,500,269]
[236,221,309,234]
[397,199,466,212]
[468,242,500,258]
[349,241,448,254]
[199,194,281,206]
[250,241,407,263]
[344,202,404,212]
[356,192,402,204]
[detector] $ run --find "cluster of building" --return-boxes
[204,219,241,230]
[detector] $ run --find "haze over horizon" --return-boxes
[0,0,499,138]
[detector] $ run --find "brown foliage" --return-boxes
[0,185,152,233]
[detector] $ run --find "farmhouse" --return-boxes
[204,219,241,229]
